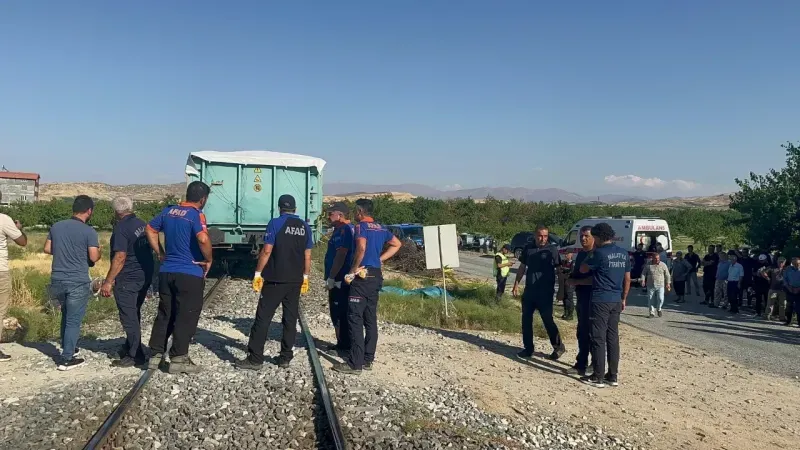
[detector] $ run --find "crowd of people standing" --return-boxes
[630,242,800,325]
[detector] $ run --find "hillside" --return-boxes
[40,182,185,201]
[613,193,732,209]
[38,181,733,209]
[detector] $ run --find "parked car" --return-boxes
[387,223,425,248]
[509,231,563,259]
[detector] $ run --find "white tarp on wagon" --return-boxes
[185,150,327,176]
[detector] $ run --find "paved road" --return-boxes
[455,251,800,379]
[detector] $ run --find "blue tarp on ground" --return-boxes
[380,285,454,300]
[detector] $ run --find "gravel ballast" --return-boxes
[2,270,652,450]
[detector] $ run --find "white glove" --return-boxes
[325,278,336,290]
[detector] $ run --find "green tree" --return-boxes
[731,141,800,254]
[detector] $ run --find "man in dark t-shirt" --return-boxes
[101,197,155,367]
[631,243,647,281]
[701,246,719,305]
[685,245,702,297]
[578,223,631,388]
[511,225,565,360]
[566,225,595,376]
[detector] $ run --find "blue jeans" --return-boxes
[51,280,91,360]
[647,286,665,314]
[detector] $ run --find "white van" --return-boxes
[559,216,673,255]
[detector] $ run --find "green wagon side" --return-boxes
[184,150,326,268]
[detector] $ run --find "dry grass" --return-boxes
[4,231,116,342]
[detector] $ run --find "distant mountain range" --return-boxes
[37,181,733,209]
[324,182,648,204]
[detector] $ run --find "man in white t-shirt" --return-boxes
[0,192,29,361]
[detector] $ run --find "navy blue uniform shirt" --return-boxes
[354,217,392,268]
[520,243,561,290]
[571,250,593,301]
[324,221,354,280]
[262,213,314,283]
[264,213,314,249]
[147,203,207,278]
[585,243,631,303]
[111,214,154,283]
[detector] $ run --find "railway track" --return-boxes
[81,276,347,450]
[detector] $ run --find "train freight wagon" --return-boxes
[184,150,326,272]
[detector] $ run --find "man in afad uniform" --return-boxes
[578,223,631,388]
[566,225,594,376]
[236,194,313,369]
[145,181,213,374]
[100,196,155,368]
[323,202,354,353]
[511,225,566,360]
[333,199,401,375]
[494,244,513,301]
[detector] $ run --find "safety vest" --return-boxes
[493,252,510,277]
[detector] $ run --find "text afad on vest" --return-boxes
[285,226,306,236]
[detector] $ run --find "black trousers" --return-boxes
[346,268,382,369]
[521,287,562,353]
[754,283,769,315]
[727,281,740,313]
[328,283,351,350]
[113,277,150,359]
[495,274,508,299]
[559,283,575,318]
[148,272,205,357]
[785,291,800,325]
[703,276,716,302]
[740,279,752,305]
[246,282,301,364]
[575,294,592,370]
[590,302,621,378]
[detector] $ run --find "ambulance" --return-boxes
[558,216,672,256]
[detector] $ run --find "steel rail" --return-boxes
[82,276,227,450]
[298,307,348,450]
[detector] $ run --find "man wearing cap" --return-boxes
[100,196,155,368]
[333,199,402,375]
[145,181,213,374]
[323,202,355,353]
[753,253,771,317]
[494,244,513,301]
[236,194,313,370]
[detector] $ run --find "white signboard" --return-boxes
[423,224,460,269]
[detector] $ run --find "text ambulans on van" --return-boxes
[558,217,672,255]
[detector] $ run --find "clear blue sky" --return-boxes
[1,0,798,197]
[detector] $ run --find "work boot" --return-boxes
[550,342,567,361]
[234,357,262,371]
[112,356,138,368]
[272,355,291,368]
[332,362,361,375]
[549,343,566,361]
[148,353,164,371]
[565,365,586,376]
[516,349,533,359]
[168,355,202,374]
